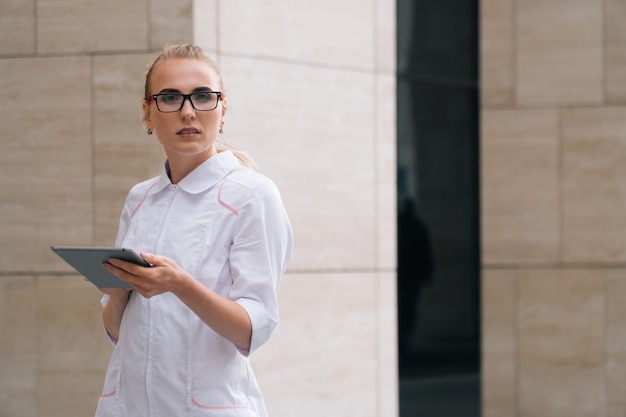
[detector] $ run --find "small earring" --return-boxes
[219,127,224,134]
[147,129,153,135]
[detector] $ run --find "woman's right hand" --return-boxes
[98,286,132,299]
[100,288,132,342]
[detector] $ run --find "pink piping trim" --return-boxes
[100,389,116,398]
[130,183,157,218]
[191,398,253,410]
[218,180,239,215]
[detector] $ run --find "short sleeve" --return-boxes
[228,179,293,355]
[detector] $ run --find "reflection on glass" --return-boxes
[397,0,480,415]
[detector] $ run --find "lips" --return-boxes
[177,127,201,134]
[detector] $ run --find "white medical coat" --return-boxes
[95,151,293,417]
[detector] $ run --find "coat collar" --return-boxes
[149,151,239,195]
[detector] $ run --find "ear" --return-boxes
[142,100,154,131]
[221,97,228,118]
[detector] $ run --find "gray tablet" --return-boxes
[51,246,151,288]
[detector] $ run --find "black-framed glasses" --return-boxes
[146,91,223,113]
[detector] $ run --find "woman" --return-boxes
[96,43,293,417]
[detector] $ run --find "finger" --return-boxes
[103,262,136,285]
[97,287,131,298]
[140,252,161,266]
[106,258,145,276]
[105,258,123,269]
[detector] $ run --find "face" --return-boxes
[143,58,226,162]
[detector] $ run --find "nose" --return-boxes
[179,96,196,118]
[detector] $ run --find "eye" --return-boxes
[160,94,182,104]
[192,92,214,103]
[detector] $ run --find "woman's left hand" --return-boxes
[103,252,189,298]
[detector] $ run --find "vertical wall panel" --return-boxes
[0,1,397,416]
[481,0,622,415]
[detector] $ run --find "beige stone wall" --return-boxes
[0,1,397,416]
[481,0,626,415]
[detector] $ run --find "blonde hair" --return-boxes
[144,43,256,169]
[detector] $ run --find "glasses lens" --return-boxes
[156,94,184,112]
[190,92,219,111]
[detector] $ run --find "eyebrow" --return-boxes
[157,87,216,94]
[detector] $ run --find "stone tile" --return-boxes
[37,0,148,53]
[375,0,396,73]
[516,0,603,105]
[192,0,217,52]
[93,54,154,147]
[37,276,113,417]
[150,0,194,49]
[607,269,626,417]
[0,0,35,55]
[562,107,626,263]
[219,56,377,271]
[518,269,605,417]
[220,1,375,69]
[606,0,626,103]
[251,272,377,417]
[480,0,514,106]
[377,272,398,417]
[0,276,38,416]
[480,109,560,265]
[377,74,397,270]
[92,54,166,245]
[481,269,517,417]
[94,147,165,245]
[0,56,92,272]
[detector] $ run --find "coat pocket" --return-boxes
[190,397,258,416]
[94,357,121,417]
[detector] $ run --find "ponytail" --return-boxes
[216,140,257,170]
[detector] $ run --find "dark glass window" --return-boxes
[397,0,480,415]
